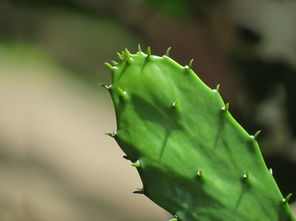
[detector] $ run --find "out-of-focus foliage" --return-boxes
[143,0,191,18]
[0,44,170,221]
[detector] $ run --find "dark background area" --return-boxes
[0,0,295,220]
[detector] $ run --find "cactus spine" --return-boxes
[102,46,295,221]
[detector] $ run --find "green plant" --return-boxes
[101,46,295,221]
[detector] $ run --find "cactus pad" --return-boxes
[102,47,295,221]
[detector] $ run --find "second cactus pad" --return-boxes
[104,48,295,221]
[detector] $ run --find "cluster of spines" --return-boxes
[101,45,294,220]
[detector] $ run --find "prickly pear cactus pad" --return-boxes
[102,46,295,221]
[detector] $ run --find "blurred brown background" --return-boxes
[0,0,296,220]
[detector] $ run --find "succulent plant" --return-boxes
[101,45,295,221]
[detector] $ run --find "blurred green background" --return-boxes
[0,0,296,220]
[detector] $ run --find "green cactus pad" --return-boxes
[103,47,295,221]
